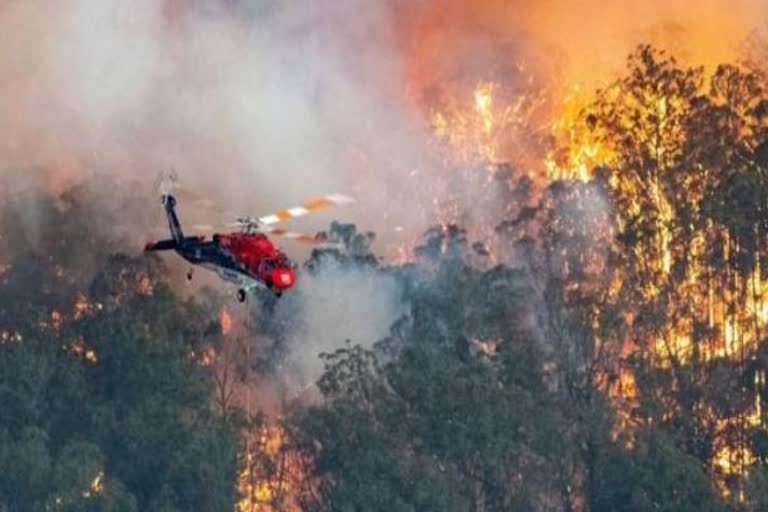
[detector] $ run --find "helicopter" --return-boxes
[144,172,354,302]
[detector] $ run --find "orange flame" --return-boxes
[221,308,233,337]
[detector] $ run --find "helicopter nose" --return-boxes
[271,268,295,289]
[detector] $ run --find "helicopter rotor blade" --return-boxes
[264,227,341,246]
[155,173,355,235]
[257,194,355,226]
[190,224,221,232]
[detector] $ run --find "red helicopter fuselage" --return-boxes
[213,232,296,290]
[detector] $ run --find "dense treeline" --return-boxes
[3,44,768,511]
[278,220,726,511]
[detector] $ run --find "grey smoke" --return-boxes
[264,260,404,397]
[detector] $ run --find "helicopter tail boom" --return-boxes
[162,193,185,245]
[144,238,177,251]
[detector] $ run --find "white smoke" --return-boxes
[268,260,404,396]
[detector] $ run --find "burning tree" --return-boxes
[574,46,768,497]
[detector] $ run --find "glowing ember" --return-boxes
[200,346,216,368]
[83,470,104,498]
[51,310,63,331]
[73,293,101,319]
[221,308,233,336]
[137,274,154,296]
[0,330,22,344]
[69,337,98,364]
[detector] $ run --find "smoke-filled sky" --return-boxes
[0,0,430,246]
[0,0,766,253]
